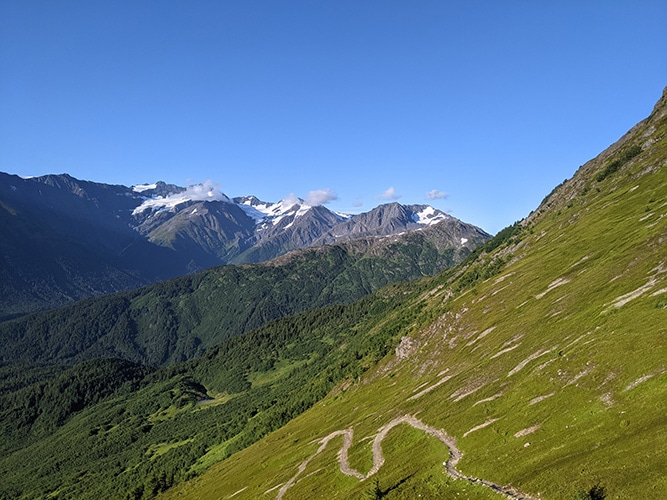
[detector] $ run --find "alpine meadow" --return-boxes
[1,88,666,499]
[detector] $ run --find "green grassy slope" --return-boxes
[0,226,483,368]
[163,89,667,499]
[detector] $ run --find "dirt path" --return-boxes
[275,414,537,499]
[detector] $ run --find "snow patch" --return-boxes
[132,180,230,215]
[237,195,327,227]
[412,206,449,225]
[132,183,158,193]
[237,203,269,222]
[460,237,468,244]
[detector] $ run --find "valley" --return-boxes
[0,88,665,499]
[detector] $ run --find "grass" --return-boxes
[147,439,194,460]
[247,358,310,388]
[188,433,246,475]
[161,101,667,499]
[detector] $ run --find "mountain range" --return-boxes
[0,173,489,319]
[0,87,665,499]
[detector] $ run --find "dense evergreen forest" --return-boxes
[0,229,474,368]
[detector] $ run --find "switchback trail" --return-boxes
[275,414,537,500]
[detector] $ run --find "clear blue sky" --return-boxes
[1,1,665,233]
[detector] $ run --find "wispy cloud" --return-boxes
[377,186,401,200]
[426,189,448,200]
[307,188,338,206]
[281,193,302,207]
[183,180,230,202]
[132,179,230,214]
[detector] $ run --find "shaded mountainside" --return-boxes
[0,172,488,318]
[0,174,187,320]
[0,220,485,368]
[0,88,664,500]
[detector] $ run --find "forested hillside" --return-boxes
[0,284,428,498]
[0,223,485,368]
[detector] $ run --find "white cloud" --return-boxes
[132,179,230,214]
[307,188,338,206]
[426,189,448,200]
[377,186,401,201]
[281,193,301,207]
[353,200,363,208]
[183,180,230,202]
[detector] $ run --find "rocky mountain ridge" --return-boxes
[0,173,489,317]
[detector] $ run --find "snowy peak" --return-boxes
[235,195,337,227]
[234,195,268,207]
[132,181,231,215]
[311,202,467,247]
[3,171,489,272]
[409,204,451,226]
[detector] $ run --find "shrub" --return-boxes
[597,145,642,182]
[574,484,606,499]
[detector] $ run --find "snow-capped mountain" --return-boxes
[0,172,490,317]
[129,183,486,266]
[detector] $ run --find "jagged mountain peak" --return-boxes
[132,180,185,198]
[0,171,490,316]
[233,194,270,207]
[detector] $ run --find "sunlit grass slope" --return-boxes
[163,89,667,499]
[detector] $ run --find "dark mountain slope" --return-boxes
[0,173,186,319]
[141,200,257,270]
